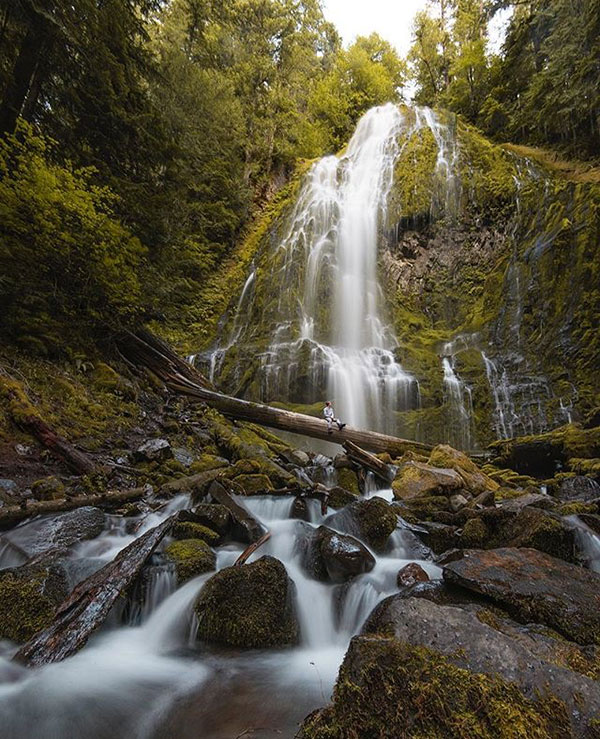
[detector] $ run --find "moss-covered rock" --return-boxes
[164,539,216,583]
[460,516,488,547]
[429,444,499,493]
[392,461,464,500]
[299,635,570,739]
[172,521,220,545]
[325,498,398,552]
[0,559,69,642]
[195,555,299,647]
[327,486,359,509]
[335,468,360,495]
[31,476,65,501]
[231,473,274,495]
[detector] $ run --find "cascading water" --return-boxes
[0,484,438,738]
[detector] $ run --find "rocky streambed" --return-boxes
[0,395,599,737]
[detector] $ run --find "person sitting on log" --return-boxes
[323,401,346,434]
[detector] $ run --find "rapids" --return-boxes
[0,487,439,738]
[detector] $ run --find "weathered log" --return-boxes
[14,516,175,666]
[234,531,272,566]
[343,440,395,482]
[0,487,148,530]
[117,330,433,457]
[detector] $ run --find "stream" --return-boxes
[0,488,439,738]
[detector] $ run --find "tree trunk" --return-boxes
[116,331,433,458]
[0,487,148,529]
[14,515,175,666]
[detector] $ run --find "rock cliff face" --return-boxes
[197,104,599,449]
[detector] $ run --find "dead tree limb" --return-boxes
[14,515,175,666]
[343,440,396,482]
[234,531,272,566]
[0,487,148,529]
[116,331,432,457]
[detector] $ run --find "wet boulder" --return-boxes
[195,555,299,648]
[0,554,69,642]
[362,595,600,736]
[164,539,216,583]
[335,468,360,495]
[414,520,459,553]
[290,496,310,521]
[189,503,232,536]
[428,444,499,494]
[324,497,398,552]
[299,525,375,583]
[132,438,172,463]
[298,634,571,739]
[1,506,105,559]
[392,461,463,500]
[443,548,600,645]
[172,520,220,545]
[327,486,359,509]
[396,563,429,588]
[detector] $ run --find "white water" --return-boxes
[0,487,439,737]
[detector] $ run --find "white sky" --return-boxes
[321,0,431,57]
[321,0,512,57]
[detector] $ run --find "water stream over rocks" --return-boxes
[0,486,438,738]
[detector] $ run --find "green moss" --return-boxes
[335,468,360,495]
[558,502,598,516]
[327,487,359,509]
[230,473,274,495]
[188,454,229,474]
[31,476,65,501]
[164,539,216,583]
[351,498,398,552]
[403,495,451,521]
[172,521,220,545]
[195,556,299,648]
[298,635,571,739]
[461,517,488,547]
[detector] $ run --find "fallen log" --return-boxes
[0,487,149,529]
[117,331,433,457]
[343,440,396,483]
[0,371,97,475]
[14,515,175,666]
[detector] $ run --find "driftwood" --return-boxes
[343,440,396,483]
[0,487,148,529]
[14,516,175,667]
[117,331,433,457]
[234,531,272,566]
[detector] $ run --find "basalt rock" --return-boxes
[428,444,499,494]
[298,634,572,739]
[392,461,463,500]
[299,525,375,583]
[189,503,232,536]
[195,555,299,648]
[396,563,429,588]
[324,497,398,552]
[443,547,600,645]
[363,595,600,736]
[164,539,216,583]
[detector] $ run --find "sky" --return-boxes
[321,0,430,57]
[320,0,512,57]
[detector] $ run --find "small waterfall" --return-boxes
[567,516,600,573]
[441,336,474,450]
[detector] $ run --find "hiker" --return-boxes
[323,401,346,434]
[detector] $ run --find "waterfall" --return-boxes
[441,356,474,450]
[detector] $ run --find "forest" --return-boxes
[0,1,599,737]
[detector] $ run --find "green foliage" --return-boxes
[0,125,144,350]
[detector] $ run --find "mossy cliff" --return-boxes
[195,104,599,450]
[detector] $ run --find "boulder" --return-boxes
[333,453,353,469]
[164,539,215,583]
[362,595,600,736]
[335,468,360,495]
[231,473,274,495]
[205,480,266,543]
[195,556,299,648]
[428,444,499,494]
[324,497,398,552]
[189,503,232,536]
[443,547,600,645]
[414,521,458,553]
[299,525,375,583]
[396,563,429,588]
[0,555,69,642]
[2,506,105,559]
[327,486,358,509]
[392,461,463,500]
[132,438,172,463]
[290,496,310,521]
[172,447,195,467]
[172,520,220,545]
[557,476,600,502]
[298,634,571,739]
